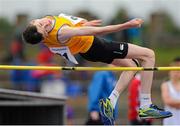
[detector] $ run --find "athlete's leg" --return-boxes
[108,43,172,119]
[114,43,172,119]
[102,43,151,110]
[99,59,137,125]
[124,43,155,108]
[110,59,137,108]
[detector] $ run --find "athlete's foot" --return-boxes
[99,98,114,125]
[139,104,173,119]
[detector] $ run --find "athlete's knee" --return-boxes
[149,49,155,57]
[143,48,155,62]
[147,49,155,62]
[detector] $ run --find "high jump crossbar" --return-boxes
[0,65,180,71]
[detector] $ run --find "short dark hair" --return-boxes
[22,24,43,44]
[173,57,180,62]
[170,56,180,66]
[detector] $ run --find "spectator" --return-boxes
[10,60,36,91]
[2,14,27,64]
[161,57,180,125]
[31,47,56,92]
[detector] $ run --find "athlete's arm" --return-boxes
[81,20,102,26]
[59,18,143,41]
[161,82,180,109]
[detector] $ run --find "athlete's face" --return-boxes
[30,18,52,37]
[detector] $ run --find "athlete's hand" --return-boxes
[126,18,144,28]
[82,20,102,26]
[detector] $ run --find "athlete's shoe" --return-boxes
[139,104,173,119]
[99,98,114,125]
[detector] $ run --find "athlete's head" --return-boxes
[22,17,52,44]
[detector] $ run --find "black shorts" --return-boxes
[79,37,128,64]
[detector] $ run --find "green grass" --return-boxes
[154,47,180,66]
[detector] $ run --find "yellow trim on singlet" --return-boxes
[43,16,94,54]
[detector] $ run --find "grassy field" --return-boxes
[155,47,180,66]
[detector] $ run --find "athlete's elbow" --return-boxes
[78,28,103,36]
[85,30,102,36]
[90,27,104,35]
